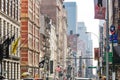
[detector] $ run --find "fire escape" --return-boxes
[40,16,51,79]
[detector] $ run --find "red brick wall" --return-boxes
[40,0,57,24]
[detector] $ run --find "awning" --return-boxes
[113,46,120,57]
[113,46,120,64]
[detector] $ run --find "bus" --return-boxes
[75,77,92,80]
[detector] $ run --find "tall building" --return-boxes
[67,33,79,77]
[20,0,40,78]
[0,0,20,79]
[40,0,67,75]
[64,2,77,34]
[77,22,87,57]
[77,22,93,77]
[85,33,93,78]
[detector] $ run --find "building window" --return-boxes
[11,62,12,79]
[13,0,15,19]
[16,28,18,38]
[7,22,9,36]
[14,0,18,21]
[35,15,39,25]
[3,0,5,12]
[1,0,4,11]
[7,61,9,79]
[29,51,33,66]
[29,10,33,20]
[7,0,9,15]
[10,24,12,38]
[28,22,33,33]
[28,35,33,49]
[0,18,1,39]
[17,63,19,79]
[16,0,18,21]
[0,0,1,10]
[29,0,33,10]
[10,0,12,17]
[3,20,6,40]
[5,0,8,14]
[36,40,39,51]
[35,53,39,66]
[14,26,15,36]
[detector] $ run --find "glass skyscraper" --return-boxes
[64,2,77,35]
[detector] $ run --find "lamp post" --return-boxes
[85,32,102,79]
[85,32,99,39]
[106,0,109,80]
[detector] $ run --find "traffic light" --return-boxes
[97,0,102,7]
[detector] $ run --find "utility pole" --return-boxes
[106,0,109,80]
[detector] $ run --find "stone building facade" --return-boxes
[40,0,67,79]
[0,0,21,79]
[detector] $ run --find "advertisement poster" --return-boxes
[94,0,106,19]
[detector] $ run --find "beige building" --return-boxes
[39,15,52,79]
[40,0,68,79]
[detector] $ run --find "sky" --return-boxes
[64,0,99,47]
[64,0,99,74]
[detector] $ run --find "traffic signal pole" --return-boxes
[106,0,109,80]
[112,34,115,80]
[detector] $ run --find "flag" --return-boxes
[2,37,10,58]
[0,35,15,58]
[10,35,15,44]
[94,48,100,60]
[11,37,20,55]
[0,44,3,61]
[94,0,106,20]
[39,60,45,68]
[3,35,15,45]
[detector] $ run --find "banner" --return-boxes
[94,48,100,60]
[94,0,106,19]
[11,37,20,54]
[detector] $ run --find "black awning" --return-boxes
[113,46,120,64]
[113,46,120,57]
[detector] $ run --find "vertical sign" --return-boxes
[94,48,100,60]
[94,0,106,19]
[99,26,104,56]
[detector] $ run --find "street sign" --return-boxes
[110,25,115,34]
[88,66,97,68]
[109,34,118,43]
[103,52,113,63]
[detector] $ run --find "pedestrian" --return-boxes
[101,76,106,80]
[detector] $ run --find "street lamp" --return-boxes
[85,32,99,40]
[106,0,109,80]
[85,32,102,79]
